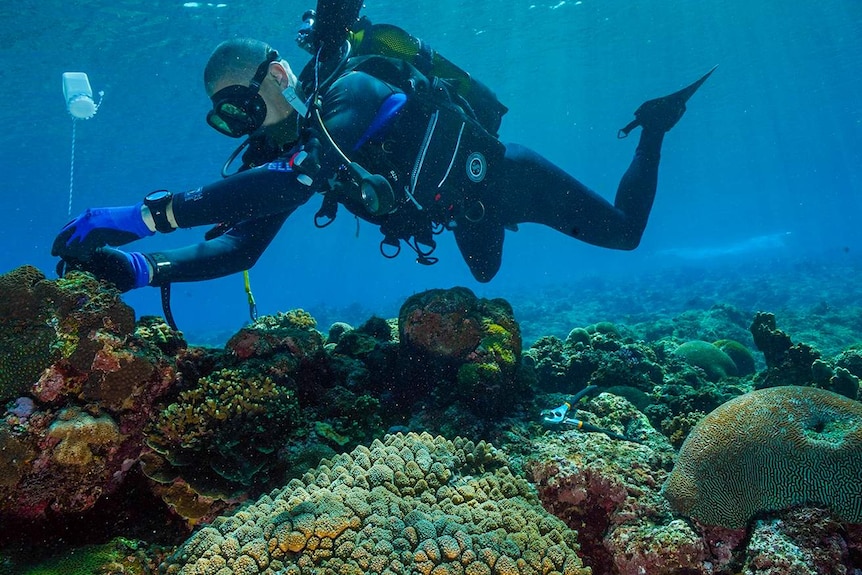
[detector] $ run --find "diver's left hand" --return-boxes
[57,247,151,292]
[52,204,154,259]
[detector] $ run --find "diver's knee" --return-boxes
[464,257,500,283]
[618,235,642,251]
[471,269,496,283]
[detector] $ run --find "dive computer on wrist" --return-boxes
[144,189,175,233]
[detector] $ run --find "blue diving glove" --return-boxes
[58,247,151,292]
[52,204,154,259]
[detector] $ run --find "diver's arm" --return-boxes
[171,162,316,229]
[56,213,290,291]
[146,213,288,284]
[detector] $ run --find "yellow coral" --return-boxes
[253,309,318,331]
[162,433,589,575]
[148,368,293,452]
[284,309,317,330]
[47,409,121,467]
[481,321,517,365]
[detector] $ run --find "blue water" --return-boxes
[1,0,861,343]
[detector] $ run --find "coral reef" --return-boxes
[524,325,665,398]
[0,265,136,403]
[161,432,590,575]
[0,267,175,523]
[631,304,757,355]
[0,266,60,402]
[6,258,862,573]
[672,340,738,381]
[520,389,862,574]
[139,308,331,501]
[525,393,720,575]
[139,308,393,524]
[750,312,822,389]
[145,367,300,488]
[524,325,750,437]
[738,508,856,575]
[662,385,862,528]
[398,287,526,419]
[746,312,862,399]
[0,537,163,574]
[227,309,324,362]
[136,315,188,357]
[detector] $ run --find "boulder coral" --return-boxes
[227,309,325,362]
[160,432,590,575]
[662,385,862,528]
[398,287,524,417]
[672,340,738,382]
[712,339,756,377]
[0,265,136,403]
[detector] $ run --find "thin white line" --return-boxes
[438,122,465,188]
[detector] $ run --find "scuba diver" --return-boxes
[52,0,714,311]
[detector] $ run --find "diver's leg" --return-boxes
[610,129,664,247]
[497,133,663,250]
[453,215,505,283]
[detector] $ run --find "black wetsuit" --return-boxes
[150,69,664,284]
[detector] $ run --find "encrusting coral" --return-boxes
[160,432,590,575]
[662,385,862,528]
[146,367,300,487]
[0,266,175,523]
[525,393,707,575]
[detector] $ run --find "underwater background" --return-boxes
[2,0,860,344]
[3,1,862,573]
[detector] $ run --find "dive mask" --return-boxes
[206,50,279,138]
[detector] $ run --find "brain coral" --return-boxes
[662,385,862,528]
[161,432,589,575]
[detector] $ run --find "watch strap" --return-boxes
[145,191,175,234]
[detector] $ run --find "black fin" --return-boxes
[618,65,718,138]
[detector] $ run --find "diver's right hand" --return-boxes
[57,247,151,292]
[52,204,154,259]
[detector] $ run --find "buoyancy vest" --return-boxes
[348,20,508,137]
[298,20,508,264]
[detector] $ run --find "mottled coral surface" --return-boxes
[0,266,174,521]
[526,393,713,575]
[161,432,590,575]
